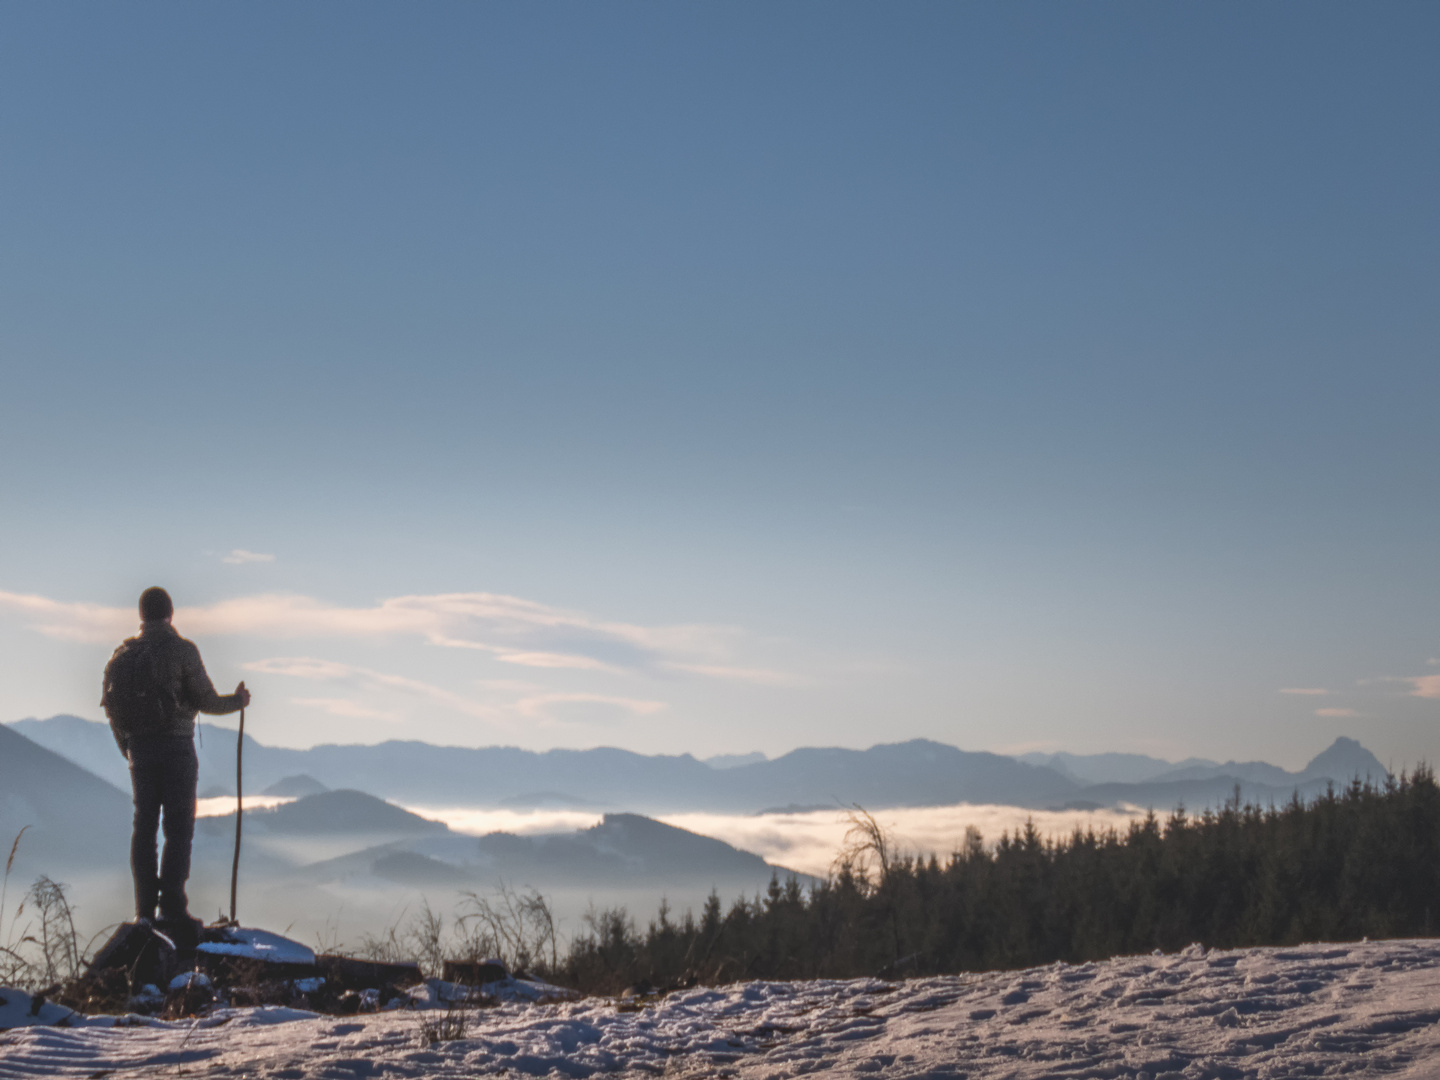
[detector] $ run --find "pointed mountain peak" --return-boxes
[1301,737,1388,782]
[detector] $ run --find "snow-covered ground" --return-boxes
[6,938,1440,1078]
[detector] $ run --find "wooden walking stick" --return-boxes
[229,703,245,925]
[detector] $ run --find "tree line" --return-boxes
[548,769,1440,993]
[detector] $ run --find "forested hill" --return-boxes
[552,770,1440,992]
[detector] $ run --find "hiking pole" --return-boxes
[229,705,244,925]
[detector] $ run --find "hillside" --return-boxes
[0,723,130,870]
[290,811,800,892]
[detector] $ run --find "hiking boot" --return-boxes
[157,913,204,954]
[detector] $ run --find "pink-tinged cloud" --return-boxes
[1407,675,1440,699]
[248,656,668,726]
[1280,687,1329,696]
[1315,707,1359,718]
[511,692,668,720]
[244,656,505,722]
[664,662,805,687]
[0,590,132,642]
[0,588,786,685]
[291,697,401,721]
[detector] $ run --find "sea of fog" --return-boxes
[158,800,1155,949]
[400,802,1151,879]
[194,799,1152,879]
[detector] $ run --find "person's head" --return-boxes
[139,586,174,623]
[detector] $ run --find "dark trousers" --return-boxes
[128,736,199,921]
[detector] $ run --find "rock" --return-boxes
[0,988,76,1028]
[319,954,423,990]
[195,926,318,983]
[441,958,508,986]
[621,979,656,999]
[162,971,215,1019]
[87,920,178,992]
[128,983,166,1015]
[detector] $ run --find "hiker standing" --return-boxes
[101,587,250,932]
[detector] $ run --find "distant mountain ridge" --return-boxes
[1022,737,1387,789]
[9,716,1393,817]
[9,718,1078,812]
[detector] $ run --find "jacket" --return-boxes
[102,619,245,753]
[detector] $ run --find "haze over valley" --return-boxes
[2,715,1391,947]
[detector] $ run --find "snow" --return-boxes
[5,938,1440,1077]
[195,927,317,966]
[0,992,76,1031]
[409,975,580,1007]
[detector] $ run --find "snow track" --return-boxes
[5,939,1440,1077]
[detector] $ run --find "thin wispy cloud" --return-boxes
[511,692,668,720]
[222,549,276,565]
[0,588,791,684]
[1405,676,1440,700]
[243,656,505,722]
[291,697,401,722]
[0,590,133,643]
[1315,707,1359,718]
[1280,688,1329,696]
[250,655,665,726]
[667,662,804,687]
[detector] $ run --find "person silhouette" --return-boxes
[102,587,250,932]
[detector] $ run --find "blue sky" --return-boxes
[1,2,1437,768]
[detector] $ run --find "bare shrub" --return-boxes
[1,828,30,985]
[456,883,557,973]
[25,876,81,985]
[355,899,449,977]
[833,804,895,892]
[406,900,446,977]
[354,913,408,967]
[417,1001,469,1045]
[0,865,83,990]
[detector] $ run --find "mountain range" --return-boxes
[9,715,1391,817]
[8,717,1075,812]
[0,718,1401,948]
[0,724,809,940]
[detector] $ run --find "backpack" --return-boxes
[103,636,181,736]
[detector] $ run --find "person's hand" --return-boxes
[235,680,251,709]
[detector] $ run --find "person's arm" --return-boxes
[181,642,249,715]
[101,652,129,758]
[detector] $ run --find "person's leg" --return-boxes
[128,742,162,921]
[157,738,199,921]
